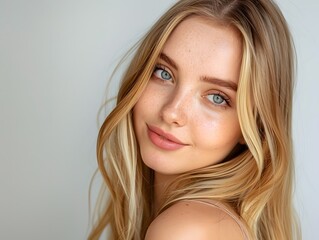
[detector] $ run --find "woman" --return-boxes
[88,0,300,239]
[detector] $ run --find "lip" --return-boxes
[147,124,187,150]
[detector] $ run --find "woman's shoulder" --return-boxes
[145,199,246,240]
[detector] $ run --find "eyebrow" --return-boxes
[159,52,238,92]
[159,52,178,70]
[201,76,238,91]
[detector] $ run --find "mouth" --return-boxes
[146,124,187,151]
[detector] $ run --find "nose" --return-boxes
[160,89,189,127]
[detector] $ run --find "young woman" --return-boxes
[88,0,300,239]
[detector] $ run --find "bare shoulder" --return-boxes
[145,200,244,240]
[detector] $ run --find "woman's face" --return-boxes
[133,16,243,176]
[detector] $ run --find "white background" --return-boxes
[0,0,318,239]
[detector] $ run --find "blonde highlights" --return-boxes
[89,1,300,239]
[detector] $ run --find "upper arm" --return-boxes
[145,201,244,240]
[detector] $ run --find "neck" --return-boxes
[153,172,177,213]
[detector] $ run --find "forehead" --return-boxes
[160,16,243,84]
[164,16,242,55]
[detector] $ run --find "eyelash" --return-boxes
[206,92,231,108]
[153,65,173,82]
[153,64,231,108]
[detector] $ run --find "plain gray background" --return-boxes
[0,0,318,239]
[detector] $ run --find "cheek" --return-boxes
[133,84,162,128]
[193,113,242,147]
[135,84,171,123]
[135,83,163,108]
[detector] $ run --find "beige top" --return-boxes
[182,199,250,240]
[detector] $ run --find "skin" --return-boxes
[133,16,245,239]
[133,16,243,178]
[145,201,244,240]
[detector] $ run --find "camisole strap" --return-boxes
[181,199,250,240]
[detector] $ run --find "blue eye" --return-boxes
[206,93,229,106]
[153,66,172,81]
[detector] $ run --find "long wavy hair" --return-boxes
[88,0,300,239]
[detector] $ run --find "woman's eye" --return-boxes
[206,93,229,106]
[153,67,172,81]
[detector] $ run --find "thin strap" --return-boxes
[181,199,249,240]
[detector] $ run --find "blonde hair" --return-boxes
[88,0,300,239]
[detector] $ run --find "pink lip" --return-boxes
[147,124,187,151]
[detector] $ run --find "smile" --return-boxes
[147,124,187,151]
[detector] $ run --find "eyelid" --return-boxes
[205,91,231,107]
[155,63,174,77]
[154,63,175,79]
